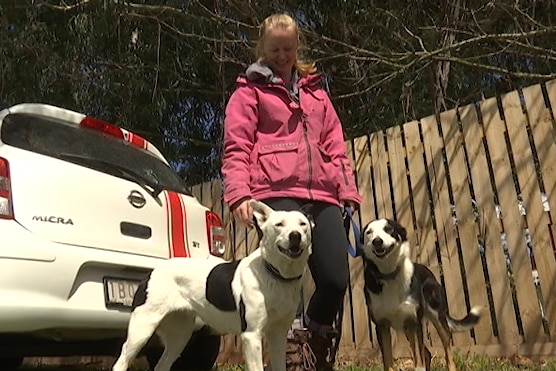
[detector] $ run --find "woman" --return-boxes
[221,13,362,371]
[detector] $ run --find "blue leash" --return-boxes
[333,206,361,358]
[343,206,361,257]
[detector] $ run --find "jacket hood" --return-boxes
[245,62,282,84]
[239,62,324,88]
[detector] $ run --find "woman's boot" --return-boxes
[306,328,337,371]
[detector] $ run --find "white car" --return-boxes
[0,103,225,370]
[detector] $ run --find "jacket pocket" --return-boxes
[257,142,299,186]
[314,144,340,190]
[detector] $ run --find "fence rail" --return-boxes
[192,80,556,363]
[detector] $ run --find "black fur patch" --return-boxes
[362,259,384,294]
[412,264,444,309]
[205,260,241,311]
[422,278,442,310]
[384,219,408,242]
[299,203,315,227]
[239,297,247,332]
[131,271,152,311]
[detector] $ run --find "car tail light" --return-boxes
[80,116,124,139]
[206,211,225,257]
[80,117,148,149]
[0,157,13,219]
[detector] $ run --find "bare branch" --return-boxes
[37,0,92,12]
[432,55,556,80]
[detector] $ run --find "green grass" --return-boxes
[20,354,556,371]
[339,353,556,371]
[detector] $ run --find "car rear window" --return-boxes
[1,113,191,195]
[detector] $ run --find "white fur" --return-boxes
[370,259,416,330]
[112,200,313,371]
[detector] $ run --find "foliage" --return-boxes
[2,1,556,185]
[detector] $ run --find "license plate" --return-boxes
[103,277,141,308]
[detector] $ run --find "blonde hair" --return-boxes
[255,13,317,76]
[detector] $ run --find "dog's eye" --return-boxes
[275,222,284,227]
[300,221,307,227]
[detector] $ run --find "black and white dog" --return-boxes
[112,199,314,371]
[359,218,482,371]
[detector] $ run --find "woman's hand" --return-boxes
[341,200,359,212]
[231,197,254,228]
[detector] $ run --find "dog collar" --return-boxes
[263,260,302,282]
[373,264,401,281]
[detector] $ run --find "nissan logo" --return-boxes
[128,190,147,209]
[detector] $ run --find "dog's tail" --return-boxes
[447,306,483,332]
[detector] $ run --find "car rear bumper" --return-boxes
[0,300,131,333]
[0,221,164,334]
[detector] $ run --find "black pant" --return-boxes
[262,197,349,326]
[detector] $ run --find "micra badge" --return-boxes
[32,215,74,225]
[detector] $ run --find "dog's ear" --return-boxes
[360,222,370,245]
[354,223,368,258]
[389,219,408,242]
[299,203,315,228]
[250,199,274,226]
[251,215,264,241]
[399,226,408,242]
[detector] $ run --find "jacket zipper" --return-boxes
[273,83,314,199]
[301,112,313,200]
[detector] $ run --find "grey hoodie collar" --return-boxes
[245,62,283,84]
[245,62,300,101]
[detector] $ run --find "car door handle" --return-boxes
[120,222,152,239]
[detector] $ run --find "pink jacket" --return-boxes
[222,68,362,208]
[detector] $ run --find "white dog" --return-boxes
[112,199,314,371]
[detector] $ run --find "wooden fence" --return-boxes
[191,80,556,363]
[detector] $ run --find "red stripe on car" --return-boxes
[164,191,189,258]
[128,132,148,149]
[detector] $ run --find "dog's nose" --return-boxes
[289,231,302,246]
[372,237,383,247]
